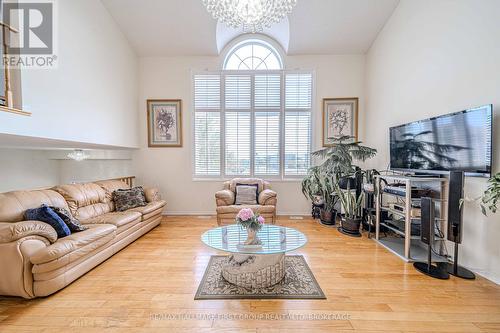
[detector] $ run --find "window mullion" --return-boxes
[250,73,255,177]
[280,72,285,179]
[220,73,226,178]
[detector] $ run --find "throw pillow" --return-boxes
[112,186,147,212]
[235,184,259,205]
[49,206,88,233]
[24,204,71,238]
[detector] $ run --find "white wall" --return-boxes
[0,148,134,193]
[134,54,366,215]
[0,0,139,148]
[58,159,133,185]
[0,149,60,192]
[365,0,500,283]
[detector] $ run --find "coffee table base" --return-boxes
[221,253,285,289]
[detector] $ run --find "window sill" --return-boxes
[192,177,304,183]
[0,105,31,116]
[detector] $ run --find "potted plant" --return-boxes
[302,136,377,226]
[335,182,364,236]
[302,166,338,224]
[481,172,500,215]
[235,208,265,245]
[312,136,377,179]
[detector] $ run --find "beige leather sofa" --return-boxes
[0,180,166,299]
[215,178,277,225]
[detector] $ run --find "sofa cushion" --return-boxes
[82,211,141,228]
[24,205,71,238]
[0,190,69,223]
[30,224,116,265]
[49,206,88,233]
[128,200,166,216]
[94,180,130,211]
[112,187,147,212]
[52,183,110,220]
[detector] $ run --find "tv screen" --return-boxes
[390,105,493,176]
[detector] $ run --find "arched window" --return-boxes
[223,39,283,70]
[194,37,313,179]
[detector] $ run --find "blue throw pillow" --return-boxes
[24,204,71,238]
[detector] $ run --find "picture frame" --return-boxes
[322,97,358,147]
[147,99,182,147]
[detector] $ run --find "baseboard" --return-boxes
[163,211,310,216]
[163,211,215,216]
[471,269,500,285]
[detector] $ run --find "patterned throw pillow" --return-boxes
[49,206,88,232]
[235,184,259,205]
[112,186,147,212]
[24,204,71,238]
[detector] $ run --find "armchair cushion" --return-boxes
[24,205,71,238]
[258,189,277,206]
[215,190,235,207]
[0,221,57,244]
[235,184,259,205]
[228,178,265,193]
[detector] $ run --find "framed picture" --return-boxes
[147,99,182,147]
[322,97,358,147]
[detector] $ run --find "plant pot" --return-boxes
[340,217,362,236]
[320,208,337,226]
[338,177,356,190]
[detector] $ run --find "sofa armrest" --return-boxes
[215,190,235,207]
[144,187,161,202]
[0,223,52,298]
[0,221,57,244]
[258,189,277,206]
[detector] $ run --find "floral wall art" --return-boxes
[147,99,182,147]
[322,97,358,146]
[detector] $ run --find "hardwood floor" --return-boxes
[1,216,500,332]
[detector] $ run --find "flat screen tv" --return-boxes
[389,104,493,177]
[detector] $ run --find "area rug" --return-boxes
[194,255,326,300]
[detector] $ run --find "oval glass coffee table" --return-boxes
[201,224,307,289]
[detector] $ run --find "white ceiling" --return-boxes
[102,0,399,56]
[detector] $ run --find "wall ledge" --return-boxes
[0,105,31,116]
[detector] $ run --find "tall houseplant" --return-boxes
[334,182,364,236]
[302,135,377,225]
[312,136,377,180]
[301,166,338,224]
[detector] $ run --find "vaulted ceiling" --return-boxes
[102,0,399,56]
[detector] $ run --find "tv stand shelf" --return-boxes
[374,174,448,262]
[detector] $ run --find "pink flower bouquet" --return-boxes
[236,208,265,231]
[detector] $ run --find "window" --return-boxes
[223,39,283,70]
[194,41,312,179]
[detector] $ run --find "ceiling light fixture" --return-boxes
[67,149,90,161]
[202,0,297,33]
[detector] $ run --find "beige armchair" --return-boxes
[215,178,277,225]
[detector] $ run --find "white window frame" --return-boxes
[223,39,284,70]
[192,69,314,181]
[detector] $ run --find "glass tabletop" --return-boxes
[201,224,308,254]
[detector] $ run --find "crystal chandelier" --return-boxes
[202,0,297,33]
[67,149,90,161]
